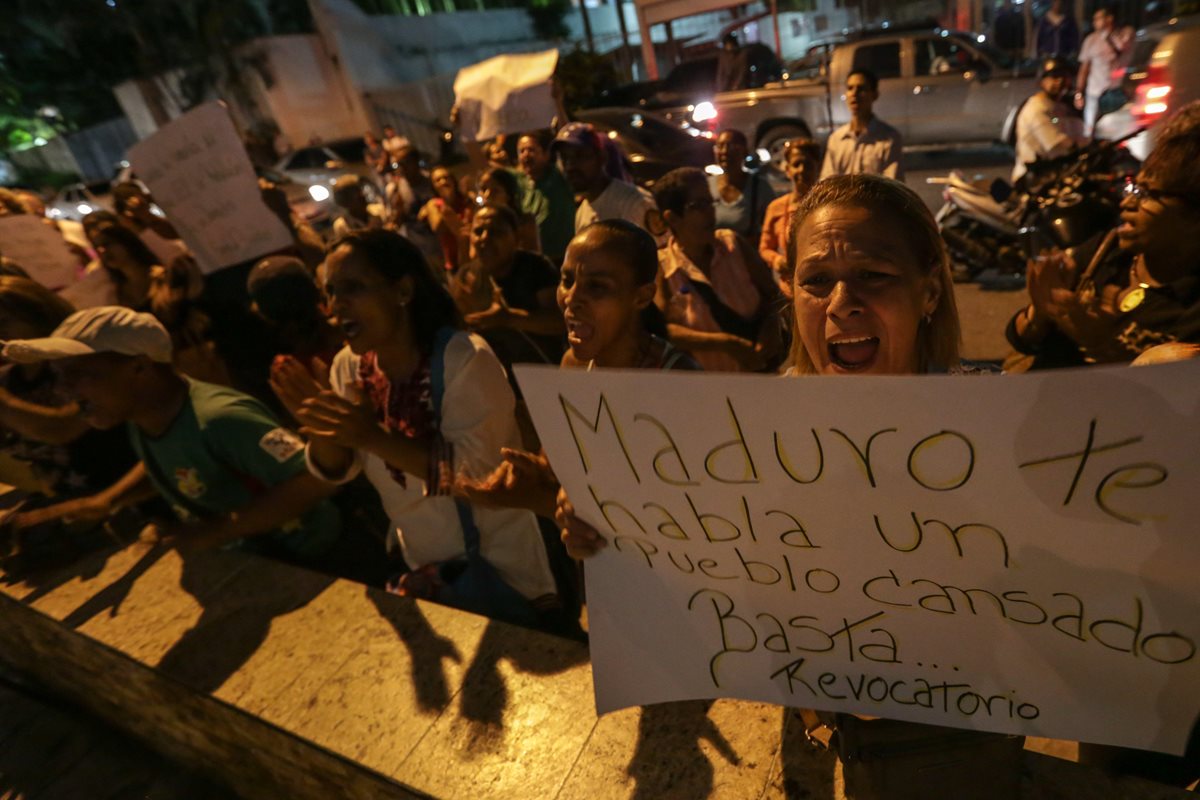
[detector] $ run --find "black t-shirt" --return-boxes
[481,250,564,384]
[495,251,560,314]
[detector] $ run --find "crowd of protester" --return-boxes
[1,71,1198,792]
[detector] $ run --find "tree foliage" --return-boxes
[0,0,313,139]
[527,0,572,41]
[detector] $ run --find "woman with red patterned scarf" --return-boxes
[270,229,558,626]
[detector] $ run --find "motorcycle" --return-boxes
[930,132,1142,287]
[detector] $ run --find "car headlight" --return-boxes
[692,101,718,123]
[77,203,93,215]
[308,184,331,202]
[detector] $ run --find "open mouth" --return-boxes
[340,319,363,340]
[565,318,594,348]
[828,336,879,370]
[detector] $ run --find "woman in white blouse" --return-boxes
[271,229,557,625]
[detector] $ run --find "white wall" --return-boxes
[311,0,766,89]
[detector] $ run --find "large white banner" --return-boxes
[0,216,78,290]
[128,102,291,274]
[453,50,559,143]
[516,362,1200,755]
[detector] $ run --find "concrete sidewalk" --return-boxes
[0,536,1190,799]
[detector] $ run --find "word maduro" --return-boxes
[561,393,1167,527]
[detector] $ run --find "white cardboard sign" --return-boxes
[515,362,1200,755]
[128,102,291,274]
[0,216,79,289]
[453,50,559,142]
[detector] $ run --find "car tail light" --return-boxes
[1131,63,1172,125]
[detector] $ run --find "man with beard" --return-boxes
[552,123,656,237]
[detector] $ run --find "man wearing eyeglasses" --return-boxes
[1013,58,1085,183]
[1006,103,1200,371]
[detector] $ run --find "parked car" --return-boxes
[274,138,378,191]
[1093,14,1200,161]
[256,166,334,228]
[46,183,110,221]
[572,108,717,188]
[652,25,1038,169]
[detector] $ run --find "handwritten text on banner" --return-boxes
[0,215,78,289]
[128,102,291,274]
[515,362,1200,755]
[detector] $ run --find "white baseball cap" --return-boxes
[2,305,173,364]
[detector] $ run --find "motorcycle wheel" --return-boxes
[939,212,987,283]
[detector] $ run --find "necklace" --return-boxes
[1119,256,1152,313]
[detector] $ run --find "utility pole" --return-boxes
[614,0,633,80]
[580,0,596,53]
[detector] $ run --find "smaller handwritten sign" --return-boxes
[128,102,291,274]
[0,216,79,290]
[454,50,559,143]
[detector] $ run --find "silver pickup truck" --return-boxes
[658,29,1038,165]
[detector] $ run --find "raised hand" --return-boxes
[555,487,607,560]
[457,448,558,516]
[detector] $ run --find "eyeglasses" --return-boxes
[1123,181,1200,206]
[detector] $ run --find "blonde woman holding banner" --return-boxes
[558,175,1026,798]
[560,174,969,558]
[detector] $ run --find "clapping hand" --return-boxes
[297,384,382,450]
[270,355,330,422]
[1026,249,1078,320]
[1026,250,1121,352]
[463,283,513,330]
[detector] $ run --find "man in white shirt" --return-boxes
[820,69,904,182]
[552,122,657,235]
[1014,58,1086,182]
[1075,6,1134,136]
[381,124,410,163]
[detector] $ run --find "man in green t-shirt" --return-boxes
[3,306,339,562]
[517,130,575,265]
